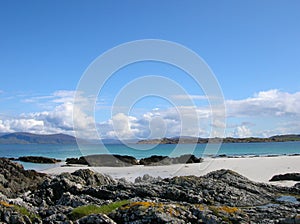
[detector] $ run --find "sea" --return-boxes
[0,141,299,171]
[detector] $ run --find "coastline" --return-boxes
[41,155,300,187]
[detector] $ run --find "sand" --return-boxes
[42,155,300,187]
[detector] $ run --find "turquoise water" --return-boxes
[1,142,300,160]
[0,142,299,170]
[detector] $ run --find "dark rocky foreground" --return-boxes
[0,158,46,198]
[0,158,299,223]
[66,154,203,167]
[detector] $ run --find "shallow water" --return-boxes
[276,195,300,204]
[0,141,300,170]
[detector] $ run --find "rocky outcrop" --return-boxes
[140,154,203,166]
[139,155,170,165]
[270,173,300,181]
[18,156,61,164]
[66,154,202,166]
[31,169,116,203]
[139,154,203,165]
[66,154,138,167]
[110,201,251,223]
[0,158,46,198]
[65,157,88,165]
[0,158,299,223]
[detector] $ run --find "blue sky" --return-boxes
[0,1,300,139]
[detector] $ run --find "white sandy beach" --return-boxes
[42,155,300,187]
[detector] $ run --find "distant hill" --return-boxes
[269,134,300,142]
[138,134,300,144]
[0,132,77,144]
[0,132,9,137]
[1,132,300,145]
[0,132,138,145]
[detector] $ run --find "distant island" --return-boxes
[0,132,77,144]
[1,132,300,144]
[0,132,138,144]
[138,135,300,144]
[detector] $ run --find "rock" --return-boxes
[0,158,46,198]
[174,154,203,164]
[66,154,202,166]
[280,215,300,224]
[166,169,281,206]
[1,163,299,223]
[113,155,138,166]
[110,201,198,224]
[65,157,88,165]
[18,156,61,164]
[57,192,105,208]
[43,213,69,223]
[57,192,88,208]
[81,188,116,200]
[294,183,300,189]
[270,173,300,181]
[139,155,203,166]
[38,205,73,218]
[215,154,227,158]
[160,185,203,204]
[71,169,116,186]
[66,155,138,167]
[139,155,171,165]
[134,174,162,183]
[9,212,27,224]
[0,204,40,224]
[75,214,116,224]
[34,169,116,202]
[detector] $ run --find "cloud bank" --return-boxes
[0,89,299,139]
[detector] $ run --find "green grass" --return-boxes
[69,200,129,220]
[13,205,40,221]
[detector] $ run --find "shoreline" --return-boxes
[41,155,300,187]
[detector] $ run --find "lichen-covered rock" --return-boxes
[110,201,198,223]
[166,169,281,206]
[75,214,116,224]
[0,202,41,224]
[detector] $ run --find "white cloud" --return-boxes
[227,89,300,117]
[0,119,44,133]
[233,125,252,138]
[106,113,138,139]
[0,90,96,138]
[98,107,211,139]
[1,89,300,139]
